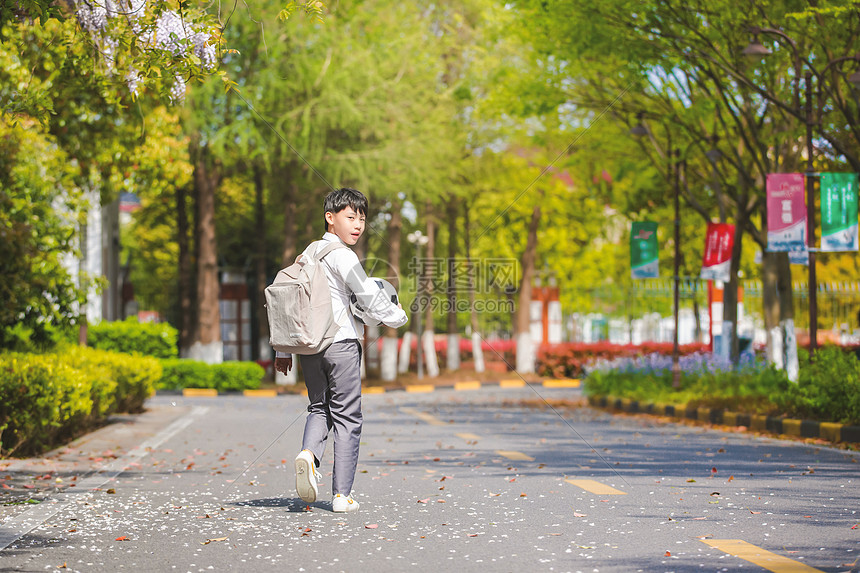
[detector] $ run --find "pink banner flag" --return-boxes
[766,173,807,252]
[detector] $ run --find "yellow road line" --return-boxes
[454,381,482,391]
[543,379,581,388]
[700,540,823,572]
[400,407,446,426]
[500,379,526,388]
[565,479,627,495]
[182,388,218,397]
[456,433,481,441]
[405,384,435,393]
[242,389,278,397]
[496,450,534,461]
[363,386,386,394]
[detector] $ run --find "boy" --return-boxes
[275,188,407,513]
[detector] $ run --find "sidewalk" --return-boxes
[0,404,192,519]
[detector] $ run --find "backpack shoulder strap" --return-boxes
[314,241,347,262]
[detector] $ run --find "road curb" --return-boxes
[588,395,860,445]
[154,378,581,398]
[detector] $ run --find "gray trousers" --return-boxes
[299,339,363,496]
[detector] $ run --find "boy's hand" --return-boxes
[275,356,292,374]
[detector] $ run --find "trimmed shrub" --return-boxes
[157,360,263,392]
[0,353,102,456]
[87,318,178,359]
[776,346,860,425]
[211,362,264,392]
[63,347,161,414]
[158,359,214,390]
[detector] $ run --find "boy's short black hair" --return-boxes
[323,187,368,231]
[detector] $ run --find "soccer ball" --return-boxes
[349,279,399,327]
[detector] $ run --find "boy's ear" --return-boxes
[324,211,335,227]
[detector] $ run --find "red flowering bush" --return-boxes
[537,342,709,378]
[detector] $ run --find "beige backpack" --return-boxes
[265,241,347,355]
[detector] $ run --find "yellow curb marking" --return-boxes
[565,479,627,495]
[700,539,823,572]
[781,419,802,436]
[500,379,526,388]
[456,433,481,441]
[243,389,278,397]
[363,386,386,394]
[405,384,435,393]
[543,379,581,388]
[496,450,534,461]
[454,381,482,391]
[182,388,218,397]
[400,407,446,426]
[820,422,842,442]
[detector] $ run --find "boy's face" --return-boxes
[325,206,365,246]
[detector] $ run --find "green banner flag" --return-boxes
[820,172,858,251]
[631,221,659,279]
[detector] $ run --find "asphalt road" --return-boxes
[1,384,858,572]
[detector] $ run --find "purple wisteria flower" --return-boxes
[588,350,762,377]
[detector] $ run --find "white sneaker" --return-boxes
[332,494,359,513]
[295,450,320,503]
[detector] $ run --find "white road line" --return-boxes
[0,406,208,551]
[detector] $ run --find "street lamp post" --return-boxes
[631,115,682,386]
[744,28,860,355]
[407,230,430,379]
[672,150,683,388]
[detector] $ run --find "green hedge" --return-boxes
[0,348,161,457]
[158,359,263,392]
[585,346,860,425]
[63,347,161,413]
[87,318,178,359]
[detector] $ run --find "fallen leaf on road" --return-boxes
[365,524,378,529]
[665,550,671,557]
[115,536,128,541]
[727,475,734,482]
[750,511,761,514]
[519,493,527,497]
[200,537,228,545]
[488,492,501,497]
[686,479,696,483]
[417,498,430,503]
[573,512,587,517]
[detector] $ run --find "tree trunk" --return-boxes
[176,183,194,356]
[722,216,743,364]
[281,178,297,267]
[189,146,222,364]
[253,164,270,363]
[464,200,484,372]
[381,200,402,381]
[516,199,541,373]
[762,251,783,369]
[446,198,460,371]
[422,203,440,377]
[777,252,799,382]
